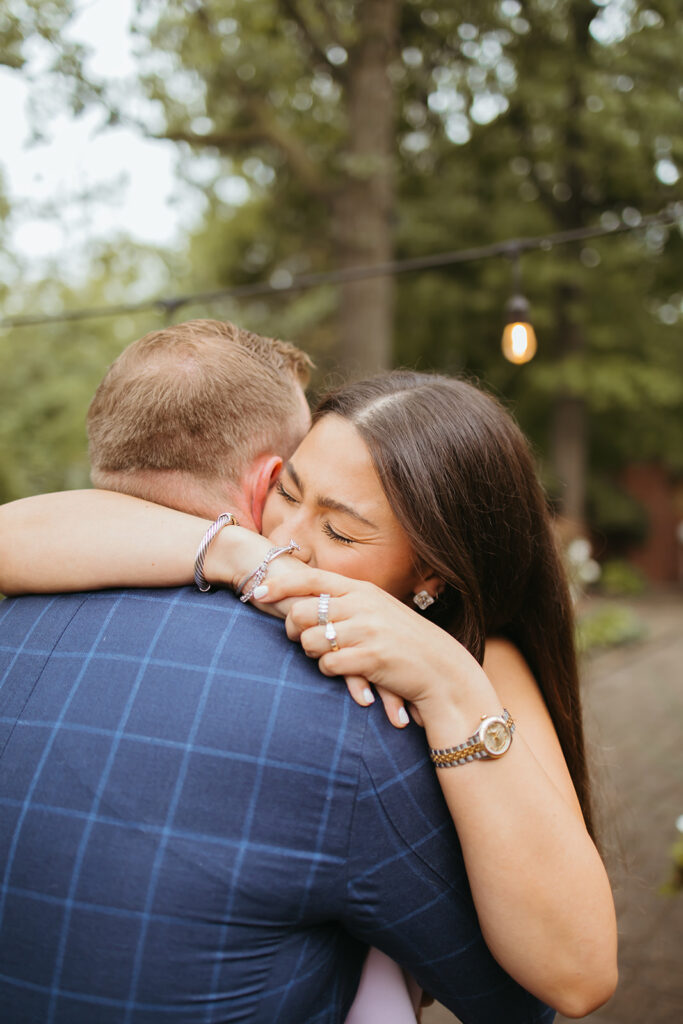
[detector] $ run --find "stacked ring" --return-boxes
[317,593,331,626]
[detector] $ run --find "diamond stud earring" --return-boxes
[413,590,435,610]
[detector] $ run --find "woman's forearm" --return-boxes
[0,491,214,595]
[417,650,617,1018]
[0,490,299,620]
[425,706,617,1016]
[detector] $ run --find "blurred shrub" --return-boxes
[599,560,648,597]
[576,604,647,654]
[660,832,683,896]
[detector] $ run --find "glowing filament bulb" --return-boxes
[501,320,537,364]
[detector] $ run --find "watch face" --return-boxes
[482,718,512,757]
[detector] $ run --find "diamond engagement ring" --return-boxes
[325,621,340,652]
[317,593,331,626]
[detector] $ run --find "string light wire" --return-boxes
[0,205,679,331]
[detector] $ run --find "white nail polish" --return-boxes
[251,585,269,600]
[398,707,410,726]
[363,688,375,705]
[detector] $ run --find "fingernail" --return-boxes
[362,688,375,705]
[251,585,269,600]
[398,707,410,726]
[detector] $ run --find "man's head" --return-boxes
[87,319,312,527]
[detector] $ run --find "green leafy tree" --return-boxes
[388,0,683,525]
[1,0,681,544]
[0,240,175,503]
[117,0,402,376]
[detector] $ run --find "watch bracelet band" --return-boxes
[429,709,514,769]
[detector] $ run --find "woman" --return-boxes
[0,371,617,1018]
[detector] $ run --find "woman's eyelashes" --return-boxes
[276,480,355,545]
[322,522,355,545]
[275,480,298,504]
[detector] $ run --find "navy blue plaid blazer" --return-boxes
[0,587,554,1024]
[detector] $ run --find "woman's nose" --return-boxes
[292,540,313,565]
[269,521,313,565]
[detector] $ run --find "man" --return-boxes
[0,320,552,1022]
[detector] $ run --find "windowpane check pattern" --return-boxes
[0,588,554,1024]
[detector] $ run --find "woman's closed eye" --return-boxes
[275,480,299,504]
[322,522,355,545]
[275,476,356,544]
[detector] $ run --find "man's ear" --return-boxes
[246,454,283,533]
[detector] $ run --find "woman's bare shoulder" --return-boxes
[483,636,536,689]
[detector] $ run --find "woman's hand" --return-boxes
[202,526,298,613]
[255,566,496,732]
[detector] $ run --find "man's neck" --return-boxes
[92,469,251,527]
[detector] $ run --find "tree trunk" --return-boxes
[550,7,595,532]
[552,395,587,526]
[552,282,587,531]
[331,0,398,378]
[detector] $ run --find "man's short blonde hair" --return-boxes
[87,319,312,495]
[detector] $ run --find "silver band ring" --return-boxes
[325,621,340,652]
[318,593,331,626]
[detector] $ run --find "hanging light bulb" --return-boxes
[501,251,537,364]
[502,295,537,364]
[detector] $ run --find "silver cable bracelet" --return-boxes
[237,539,300,603]
[193,512,239,592]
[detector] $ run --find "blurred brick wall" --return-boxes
[621,464,683,584]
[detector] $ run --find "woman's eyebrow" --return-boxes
[319,496,378,529]
[284,462,378,530]
[284,461,305,494]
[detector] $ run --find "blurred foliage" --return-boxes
[0,0,682,539]
[0,241,177,501]
[0,0,79,72]
[598,559,648,597]
[576,602,648,653]
[660,833,683,895]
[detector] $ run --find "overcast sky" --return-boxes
[0,0,191,276]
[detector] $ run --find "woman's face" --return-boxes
[261,414,426,601]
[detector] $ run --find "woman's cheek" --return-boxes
[329,546,369,582]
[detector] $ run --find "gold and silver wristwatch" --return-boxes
[429,709,515,768]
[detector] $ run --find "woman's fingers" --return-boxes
[374,685,410,728]
[285,594,354,640]
[330,666,409,730]
[409,703,424,727]
[343,675,376,708]
[254,565,358,603]
[297,620,347,656]
[297,621,409,729]
[286,598,328,641]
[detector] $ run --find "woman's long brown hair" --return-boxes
[315,371,593,838]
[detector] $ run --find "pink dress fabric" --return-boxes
[344,947,422,1024]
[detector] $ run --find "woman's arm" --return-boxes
[0,490,407,722]
[0,491,211,594]
[0,490,280,600]
[259,568,618,1018]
